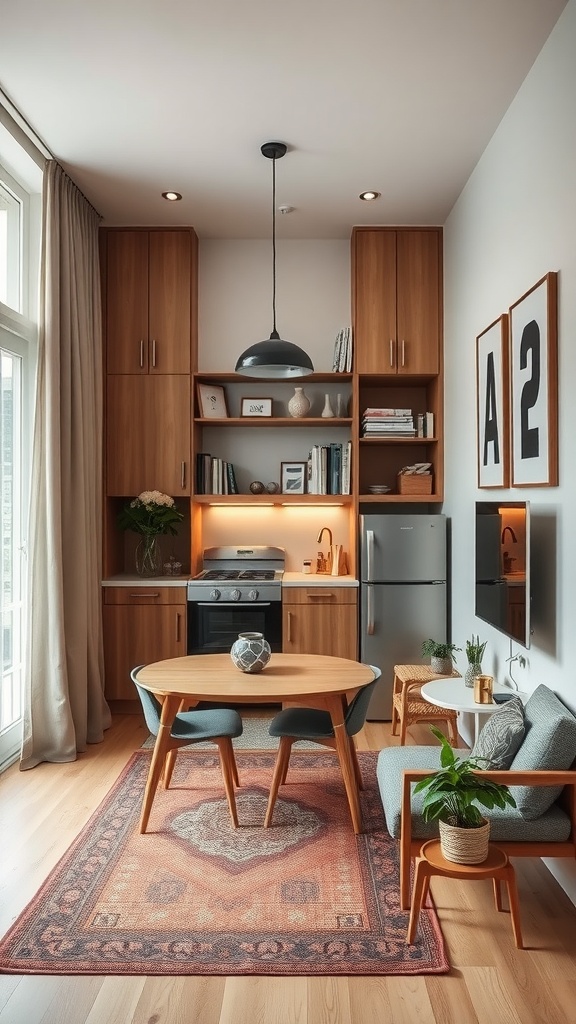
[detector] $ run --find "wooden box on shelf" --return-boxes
[397,472,433,495]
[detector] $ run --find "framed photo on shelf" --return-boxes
[197,383,228,419]
[509,271,558,487]
[281,461,307,494]
[241,397,272,417]
[475,314,510,488]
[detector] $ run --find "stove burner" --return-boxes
[200,569,276,582]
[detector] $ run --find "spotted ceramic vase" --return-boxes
[230,632,271,673]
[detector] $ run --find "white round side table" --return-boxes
[420,679,525,744]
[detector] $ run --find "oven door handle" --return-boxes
[194,601,274,607]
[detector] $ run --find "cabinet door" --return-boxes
[103,603,186,700]
[283,599,357,660]
[106,375,191,495]
[396,230,440,375]
[106,231,149,374]
[353,230,397,374]
[148,231,192,374]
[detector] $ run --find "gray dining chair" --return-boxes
[263,665,381,827]
[131,666,243,828]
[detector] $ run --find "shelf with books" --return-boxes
[194,417,352,427]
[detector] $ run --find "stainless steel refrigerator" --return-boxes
[360,514,448,720]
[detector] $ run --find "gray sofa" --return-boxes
[376,683,576,909]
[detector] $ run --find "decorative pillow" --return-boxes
[471,696,525,769]
[508,685,576,820]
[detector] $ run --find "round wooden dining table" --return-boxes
[134,653,376,834]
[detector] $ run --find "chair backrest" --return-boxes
[345,666,382,736]
[131,666,162,737]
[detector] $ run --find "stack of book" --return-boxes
[332,327,353,372]
[308,441,352,495]
[196,453,239,494]
[361,408,416,437]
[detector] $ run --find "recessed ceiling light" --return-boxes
[359,191,381,202]
[162,191,182,201]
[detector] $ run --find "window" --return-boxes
[0,143,41,770]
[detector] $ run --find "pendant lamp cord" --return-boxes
[271,154,277,336]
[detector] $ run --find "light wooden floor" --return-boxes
[1,711,576,1024]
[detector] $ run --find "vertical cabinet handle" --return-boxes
[140,339,145,368]
[366,530,374,581]
[151,339,156,368]
[389,339,395,367]
[287,611,293,644]
[181,461,186,489]
[176,611,181,644]
[401,339,406,367]
[367,586,375,636]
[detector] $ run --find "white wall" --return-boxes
[443,0,576,899]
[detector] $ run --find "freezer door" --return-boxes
[360,514,446,582]
[360,581,447,720]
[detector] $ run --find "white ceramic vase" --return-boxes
[230,632,271,673]
[321,394,335,418]
[288,387,311,418]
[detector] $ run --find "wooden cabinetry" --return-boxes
[352,227,441,375]
[103,587,186,701]
[106,374,191,496]
[282,587,357,660]
[105,229,196,374]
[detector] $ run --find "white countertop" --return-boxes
[282,572,358,587]
[102,575,188,587]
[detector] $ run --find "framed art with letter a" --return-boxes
[476,314,509,488]
[509,272,558,487]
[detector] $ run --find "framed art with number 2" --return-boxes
[510,272,558,487]
[476,314,510,488]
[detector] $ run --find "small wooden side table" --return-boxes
[406,840,524,948]
[391,664,461,745]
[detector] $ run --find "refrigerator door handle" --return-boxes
[367,585,375,635]
[366,530,374,581]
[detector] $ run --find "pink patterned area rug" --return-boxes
[0,750,449,976]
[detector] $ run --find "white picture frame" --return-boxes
[510,272,558,487]
[281,461,307,494]
[476,314,510,488]
[197,383,228,419]
[241,397,272,417]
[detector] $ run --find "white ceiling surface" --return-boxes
[0,0,567,239]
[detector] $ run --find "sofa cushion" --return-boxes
[471,696,525,769]
[376,745,572,843]
[508,684,576,819]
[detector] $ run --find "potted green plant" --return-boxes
[421,638,461,676]
[414,727,516,864]
[464,634,488,688]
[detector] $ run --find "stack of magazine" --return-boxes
[332,327,353,372]
[361,408,416,437]
[196,453,239,494]
[308,441,352,494]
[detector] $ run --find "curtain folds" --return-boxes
[20,161,111,769]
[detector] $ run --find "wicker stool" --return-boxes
[391,664,461,745]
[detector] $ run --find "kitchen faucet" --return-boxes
[501,526,517,543]
[316,527,333,573]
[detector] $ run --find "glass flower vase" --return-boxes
[135,535,162,577]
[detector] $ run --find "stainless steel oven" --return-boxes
[187,546,284,655]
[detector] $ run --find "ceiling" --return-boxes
[0,0,567,239]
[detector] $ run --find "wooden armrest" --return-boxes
[401,768,576,787]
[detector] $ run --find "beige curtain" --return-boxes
[20,161,111,769]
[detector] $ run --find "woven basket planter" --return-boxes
[439,817,491,864]
[430,656,453,676]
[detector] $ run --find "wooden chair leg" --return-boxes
[264,736,293,827]
[502,865,524,949]
[216,738,239,828]
[163,748,178,789]
[399,708,409,745]
[391,675,400,735]
[349,737,364,791]
[447,713,459,747]
[406,857,432,944]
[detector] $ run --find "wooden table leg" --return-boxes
[327,695,362,834]
[406,856,432,944]
[502,864,524,949]
[139,695,180,834]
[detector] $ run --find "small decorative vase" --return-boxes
[230,632,271,674]
[465,661,482,689]
[321,393,335,418]
[439,817,490,864]
[288,387,311,419]
[336,393,346,418]
[430,656,453,676]
[135,535,162,577]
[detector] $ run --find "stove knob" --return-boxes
[248,589,259,601]
[230,588,241,602]
[209,589,221,601]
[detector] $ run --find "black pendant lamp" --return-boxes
[235,142,314,378]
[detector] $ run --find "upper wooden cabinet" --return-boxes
[352,228,442,375]
[104,228,197,375]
